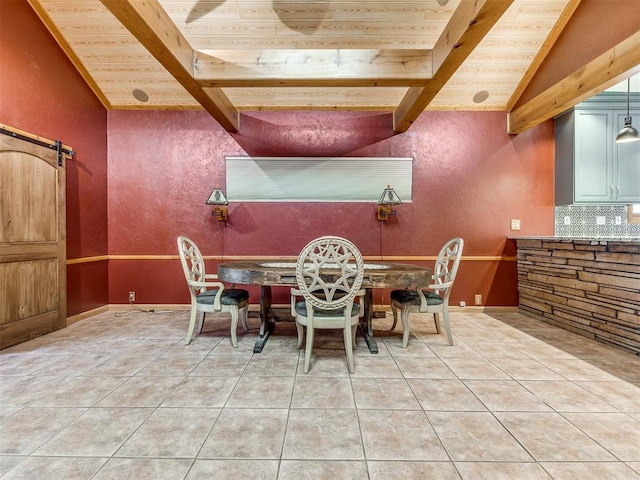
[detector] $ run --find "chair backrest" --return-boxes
[177,236,206,294]
[432,237,464,291]
[296,236,365,312]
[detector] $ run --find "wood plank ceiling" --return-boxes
[26,0,639,134]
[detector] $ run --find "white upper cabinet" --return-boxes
[555,94,640,205]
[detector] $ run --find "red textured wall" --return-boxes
[3,0,557,313]
[0,1,109,316]
[107,110,555,306]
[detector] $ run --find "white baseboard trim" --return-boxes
[68,303,518,325]
[66,305,110,326]
[108,304,190,312]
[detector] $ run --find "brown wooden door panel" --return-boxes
[1,152,57,242]
[0,242,58,263]
[0,133,66,350]
[0,311,61,347]
[0,259,59,323]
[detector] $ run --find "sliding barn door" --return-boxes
[0,134,66,349]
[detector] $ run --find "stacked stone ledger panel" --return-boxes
[516,238,640,355]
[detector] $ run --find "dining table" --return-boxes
[217,260,433,354]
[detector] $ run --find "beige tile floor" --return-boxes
[1,309,640,479]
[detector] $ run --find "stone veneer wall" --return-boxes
[516,238,640,355]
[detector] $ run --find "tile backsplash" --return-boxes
[555,205,640,238]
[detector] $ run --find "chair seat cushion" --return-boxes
[197,288,249,306]
[295,300,361,317]
[390,289,443,306]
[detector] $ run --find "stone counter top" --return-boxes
[512,237,640,253]
[510,236,639,243]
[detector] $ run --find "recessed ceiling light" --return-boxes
[132,89,149,102]
[473,90,489,103]
[437,0,449,5]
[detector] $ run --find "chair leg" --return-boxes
[240,305,249,331]
[344,326,355,374]
[433,313,441,333]
[229,307,239,348]
[185,304,199,345]
[303,322,315,373]
[198,312,206,334]
[441,308,454,346]
[295,321,304,349]
[351,324,357,349]
[401,307,411,348]
[390,303,399,330]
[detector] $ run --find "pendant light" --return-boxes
[615,78,640,143]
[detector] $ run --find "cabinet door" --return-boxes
[574,110,613,202]
[614,110,640,202]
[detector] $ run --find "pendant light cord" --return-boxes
[627,78,631,117]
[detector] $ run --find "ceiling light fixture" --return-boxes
[473,90,489,104]
[616,78,640,144]
[132,89,149,102]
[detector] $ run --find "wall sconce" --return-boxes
[206,187,229,223]
[377,185,402,221]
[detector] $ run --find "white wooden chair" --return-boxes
[177,236,249,347]
[290,236,365,373]
[389,237,464,347]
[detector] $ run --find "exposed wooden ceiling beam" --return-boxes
[393,0,514,133]
[100,0,239,132]
[194,49,433,88]
[508,30,640,134]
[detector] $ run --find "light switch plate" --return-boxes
[596,216,606,225]
[510,219,521,230]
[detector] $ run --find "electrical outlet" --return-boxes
[510,219,521,231]
[615,216,622,225]
[596,216,606,225]
[128,291,135,302]
[474,294,482,305]
[459,301,466,307]
[564,216,571,225]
